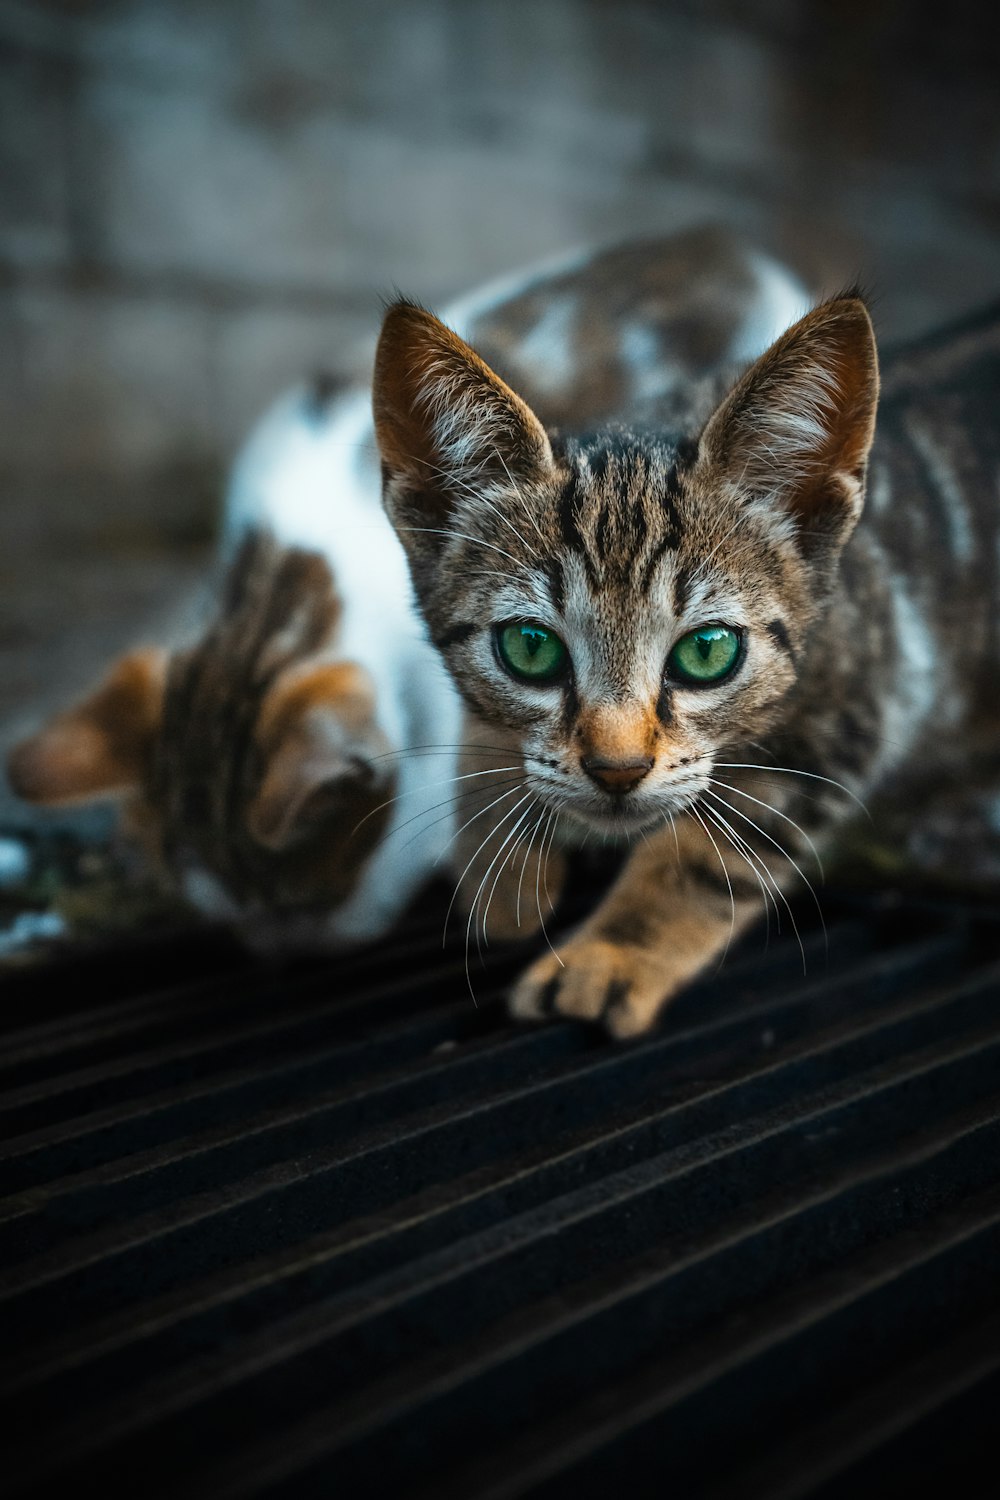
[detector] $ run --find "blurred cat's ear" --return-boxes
[373,300,555,537]
[6,650,167,806]
[698,294,879,553]
[247,661,393,851]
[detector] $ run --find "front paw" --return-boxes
[509,937,673,1039]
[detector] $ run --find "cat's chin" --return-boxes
[554,800,680,842]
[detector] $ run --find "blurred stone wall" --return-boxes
[0,0,998,743]
[4,1,1000,535]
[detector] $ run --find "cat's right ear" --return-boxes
[697,294,879,562]
[373,301,555,569]
[6,650,167,806]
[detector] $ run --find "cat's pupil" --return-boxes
[524,629,545,656]
[696,634,713,661]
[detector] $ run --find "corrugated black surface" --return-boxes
[1,884,999,1499]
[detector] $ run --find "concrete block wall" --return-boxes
[3,0,999,529]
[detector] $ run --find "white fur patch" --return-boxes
[514,294,578,397]
[903,413,975,563]
[442,245,592,343]
[224,385,463,939]
[619,320,666,402]
[731,252,811,363]
[875,564,943,781]
[181,867,242,921]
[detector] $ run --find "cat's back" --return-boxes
[837,301,1000,781]
[870,304,1000,679]
[452,225,810,430]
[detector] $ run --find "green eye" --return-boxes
[496,621,568,682]
[668,625,741,685]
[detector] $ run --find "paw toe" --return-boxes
[508,939,665,1036]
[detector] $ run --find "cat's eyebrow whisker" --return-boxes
[460,571,531,589]
[705,786,827,948]
[468,486,539,562]
[688,503,749,582]
[416,450,540,561]
[716,762,872,820]
[708,777,826,878]
[684,479,749,583]
[690,805,737,963]
[395,526,525,569]
[492,445,549,547]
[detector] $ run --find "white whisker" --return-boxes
[705,786,827,951]
[464,795,535,981]
[701,801,779,938]
[716,762,871,819]
[703,802,808,974]
[395,525,525,569]
[493,445,548,547]
[478,801,537,951]
[448,792,533,999]
[441,782,529,952]
[708,777,826,878]
[538,808,565,966]
[515,808,545,932]
[389,774,526,859]
[690,805,737,964]
[351,763,524,838]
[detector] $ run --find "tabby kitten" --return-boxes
[7,229,805,952]
[372,288,974,1036]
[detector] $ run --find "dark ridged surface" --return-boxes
[1,886,998,1498]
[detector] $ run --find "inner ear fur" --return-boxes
[6,649,167,806]
[373,300,555,530]
[698,295,879,548]
[247,661,393,851]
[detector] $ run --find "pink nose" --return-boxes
[581,755,653,795]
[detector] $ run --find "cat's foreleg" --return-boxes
[509,810,799,1038]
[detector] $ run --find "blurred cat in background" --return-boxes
[7,228,808,952]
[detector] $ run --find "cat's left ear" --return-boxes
[373,301,555,566]
[697,294,879,559]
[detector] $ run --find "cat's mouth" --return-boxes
[553,792,693,840]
